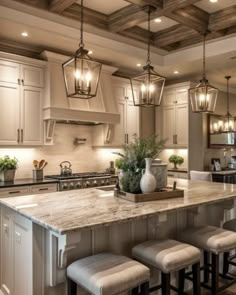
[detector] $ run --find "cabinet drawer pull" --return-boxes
[21,129,23,143]
[21,79,24,86]
[38,188,49,191]
[9,191,20,194]
[127,134,129,144]
[17,78,20,85]
[17,129,20,143]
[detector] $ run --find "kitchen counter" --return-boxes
[0,178,58,188]
[1,178,236,234]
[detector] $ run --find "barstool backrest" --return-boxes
[190,170,212,182]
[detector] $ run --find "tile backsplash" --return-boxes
[0,124,122,179]
[159,149,188,169]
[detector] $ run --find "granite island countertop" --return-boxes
[1,179,236,234]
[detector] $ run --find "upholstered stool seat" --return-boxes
[132,239,201,295]
[132,239,201,273]
[179,225,236,254]
[67,253,150,295]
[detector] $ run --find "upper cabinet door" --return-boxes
[0,82,20,145]
[126,83,137,103]
[175,88,188,104]
[126,101,140,143]
[162,106,175,146]
[175,104,188,146]
[0,60,20,84]
[113,82,127,102]
[163,90,176,106]
[21,65,44,88]
[21,86,43,145]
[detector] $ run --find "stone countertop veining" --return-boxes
[1,179,236,235]
[0,178,59,188]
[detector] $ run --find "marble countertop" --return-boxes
[0,178,58,188]
[1,179,236,234]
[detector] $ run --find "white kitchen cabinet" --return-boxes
[0,58,44,146]
[0,206,33,295]
[112,78,140,145]
[161,84,189,147]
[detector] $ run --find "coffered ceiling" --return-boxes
[11,0,236,52]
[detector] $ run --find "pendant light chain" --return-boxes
[146,6,151,66]
[202,33,206,80]
[225,76,231,116]
[79,0,84,48]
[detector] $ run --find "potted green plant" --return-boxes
[114,135,166,193]
[0,156,18,182]
[168,155,184,169]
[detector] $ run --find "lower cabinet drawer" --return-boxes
[30,183,58,194]
[177,173,188,179]
[0,186,30,197]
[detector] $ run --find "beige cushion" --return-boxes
[223,219,236,232]
[179,225,236,254]
[67,253,150,295]
[132,239,200,274]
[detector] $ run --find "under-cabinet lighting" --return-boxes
[21,31,28,37]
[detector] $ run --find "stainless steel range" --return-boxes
[45,161,117,191]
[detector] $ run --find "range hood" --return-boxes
[41,51,120,126]
[43,107,120,125]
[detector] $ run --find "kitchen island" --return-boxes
[1,179,236,295]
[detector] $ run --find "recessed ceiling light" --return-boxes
[154,18,162,23]
[174,70,179,74]
[88,50,93,55]
[210,0,218,3]
[21,31,28,37]
[136,63,142,67]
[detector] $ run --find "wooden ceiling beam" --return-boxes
[119,26,153,44]
[165,5,209,32]
[123,0,163,9]
[50,0,76,13]
[154,24,198,46]
[62,3,108,30]
[163,0,200,11]
[209,5,236,32]
[108,4,149,32]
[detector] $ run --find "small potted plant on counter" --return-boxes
[114,135,166,194]
[0,156,18,182]
[168,155,184,170]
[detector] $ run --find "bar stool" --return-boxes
[67,252,150,295]
[132,239,201,295]
[179,225,236,294]
[222,219,236,275]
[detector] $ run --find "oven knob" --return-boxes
[101,180,105,186]
[93,180,97,186]
[77,182,81,189]
[70,182,74,189]
[86,181,90,187]
[63,183,68,190]
[106,179,110,185]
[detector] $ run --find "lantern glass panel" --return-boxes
[63,53,102,99]
[131,68,165,107]
[189,81,218,113]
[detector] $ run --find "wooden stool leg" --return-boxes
[178,268,185,292]
[211,253,219,295]
[161,273,171,295]
[203,251,210,284]
[67,278,77,295]
[223,252,230,275]
[192,262,201,295]
[140,281,150,295]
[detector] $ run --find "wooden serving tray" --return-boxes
[117,187,184,203]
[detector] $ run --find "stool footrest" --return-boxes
[150,284,188,294]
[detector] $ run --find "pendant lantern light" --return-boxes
[130,6,166,107]
[62,0,102,99]
[189,33,218,113]
[219,76,235,133]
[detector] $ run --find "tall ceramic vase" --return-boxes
[140,158,157,193]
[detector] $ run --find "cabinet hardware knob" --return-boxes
[21,79,24,86]
[9,191,20,194]
[17,78,20,85]
[21,129,23,143]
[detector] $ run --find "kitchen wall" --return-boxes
[0,124,122,179]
